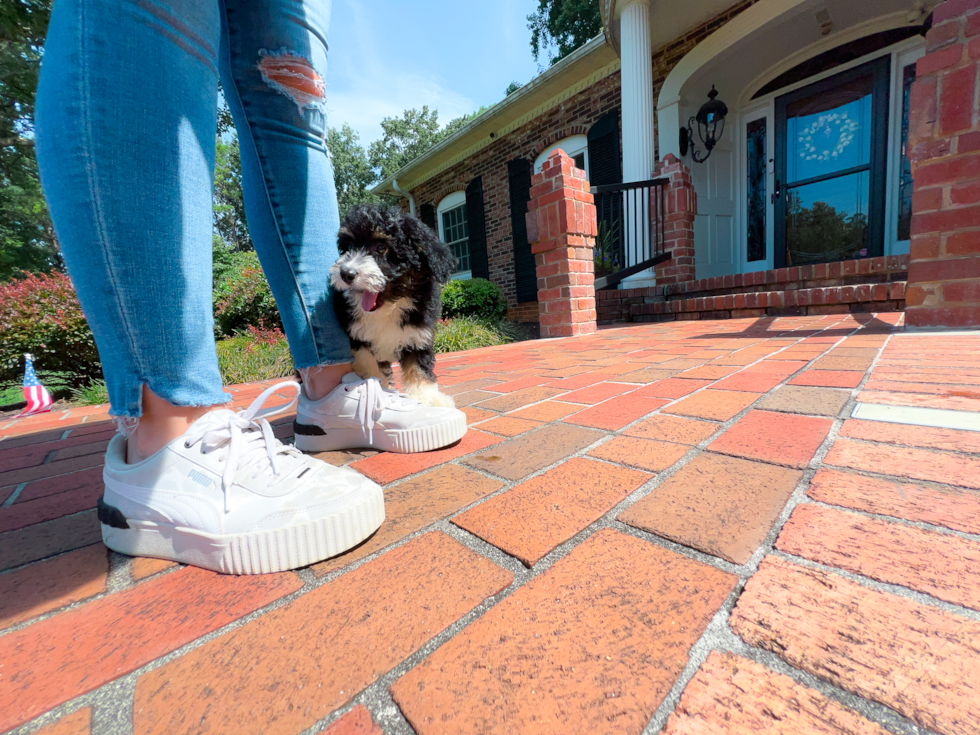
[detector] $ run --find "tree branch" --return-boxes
[0,137,35,147]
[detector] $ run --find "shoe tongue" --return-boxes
[361,291,379,312]
[190,409,237,431]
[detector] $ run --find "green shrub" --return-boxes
[441,278,508,321]
[71,379,109,406]
[434,317,525,353]
[213,251,282,337]
[0,271,101,388]
[215,325,294,385]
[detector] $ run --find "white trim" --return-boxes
[736,13,932,107]
[885,42,926,257]
[534,135,589,174]
[437,192,472,278]
[436,191,466,216]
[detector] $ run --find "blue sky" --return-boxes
[326,0,545,147]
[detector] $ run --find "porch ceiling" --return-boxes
[675,0,935,109]
[600,0,742,57]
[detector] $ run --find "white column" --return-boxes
[619,0,655,183]
[618,0,658,288]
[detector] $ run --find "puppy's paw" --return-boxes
[406,382,456,408]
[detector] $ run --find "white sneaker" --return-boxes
[99,382,385,575]
[293,373,467,454]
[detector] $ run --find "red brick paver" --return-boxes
[0,568,302,731]
[6,315,980,735]
[619,453,801,564]
[132,533,512,735]
[453,458,649,565]
[709,410,833,468]
[35,709,92,735]
[732,557,980,735]
[663,652,887,735]
[391,530,736,735]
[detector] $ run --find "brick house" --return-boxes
[373,0,980,329]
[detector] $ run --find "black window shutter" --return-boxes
[507,158,536,302]
[419,203,436,231]
[587,109,622,187]
[465,177,490,280]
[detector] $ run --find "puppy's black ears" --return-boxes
[337,225,355,253]
[405,216,457,283]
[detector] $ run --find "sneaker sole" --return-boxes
[100,486,384,575]
[292,412,467,454]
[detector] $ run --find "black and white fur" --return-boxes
[330,204,457,407]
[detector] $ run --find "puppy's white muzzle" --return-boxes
[330,249,387,312]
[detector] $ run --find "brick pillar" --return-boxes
[526,149,598,337]
[906,0,980,328]
[653,154,698,287]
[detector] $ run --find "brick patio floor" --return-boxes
[2,313,980,735]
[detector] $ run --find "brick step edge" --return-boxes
[632,282,907,318]
[662,254,910,298]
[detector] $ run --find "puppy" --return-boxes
[330,204,457,407]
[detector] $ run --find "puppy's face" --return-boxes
[329,231,403,313]
[332,204,457,314]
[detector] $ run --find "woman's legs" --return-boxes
[36,0,229,457]
[218,0,352,399]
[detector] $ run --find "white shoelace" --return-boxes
[183,381,304,512]
[344,377,418,443]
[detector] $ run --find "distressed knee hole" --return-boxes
[257,49,326,114]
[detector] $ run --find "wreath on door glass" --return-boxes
[797,111,859,163]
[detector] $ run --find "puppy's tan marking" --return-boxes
[352,347,389,387]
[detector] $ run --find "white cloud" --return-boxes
[325,0,477,146]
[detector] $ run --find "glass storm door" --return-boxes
[774,58,890,268]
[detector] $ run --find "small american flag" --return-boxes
[18,353,53,417]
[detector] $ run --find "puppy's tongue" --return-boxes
[361,291,379,312]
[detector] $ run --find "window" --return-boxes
[534,135,589,177]
[746,117,768,262]
[437,192,471,278]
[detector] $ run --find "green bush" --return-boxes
[440,278,508,321]
[434,317,525,353]
[215,325,294,385]
[71,379,109,406]
[0,271,101,388]
[212,251,282,338]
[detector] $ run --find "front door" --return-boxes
[774,58,891,268]
[693,124,737,279]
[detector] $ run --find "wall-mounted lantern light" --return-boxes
[679,86,729,163]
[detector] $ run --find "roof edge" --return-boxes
[371,34,610,196]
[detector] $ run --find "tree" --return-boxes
[506,81,523,96]
[527,0,602,66]
[213,135,252,251]
[368,106,444,181]
[441,106,489,139]
[0,0,60,282]
[326,124,378,217]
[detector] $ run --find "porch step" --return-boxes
[631,281,907,322]
[664,255,910,300]
[595,254,910,324]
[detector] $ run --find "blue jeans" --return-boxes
[35,0,350,419]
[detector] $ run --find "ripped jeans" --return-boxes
[35,0,350,419]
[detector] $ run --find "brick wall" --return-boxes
[906,0,980,327]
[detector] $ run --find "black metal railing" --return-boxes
[591,178,671,290]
